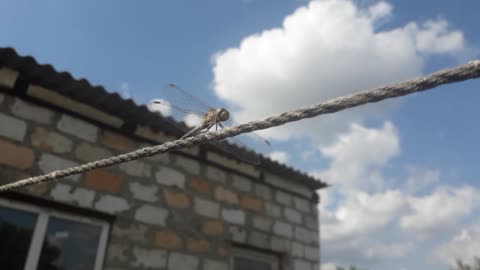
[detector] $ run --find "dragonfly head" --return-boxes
[217,108,230,122]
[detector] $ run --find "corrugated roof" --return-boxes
[0,47,327,190]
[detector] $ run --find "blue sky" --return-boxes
[1,1,480,269]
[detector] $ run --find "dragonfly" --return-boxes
[147,83,270,165]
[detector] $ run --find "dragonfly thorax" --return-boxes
[205,108,230,124]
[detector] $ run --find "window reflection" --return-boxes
[37,217,102,270]
[0,206,38,270]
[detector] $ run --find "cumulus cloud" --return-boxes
[408,19,464,54]
[430,221,480,266]
[312,120,480,266]
[148,98,172,117]
[400,186,480,236]
[403,165,440,194]
[314,121,399,191]
[363,242,413,259]
[322,189,406,242]
[119,82,131,99]
[211,0,465,145]
[268,150,289,164]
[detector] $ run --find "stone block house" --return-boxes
[0,48,326,270]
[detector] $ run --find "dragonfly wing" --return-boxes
[163,84,213,116]
[148,98,205,133]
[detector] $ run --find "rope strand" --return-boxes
[1,60,479,192]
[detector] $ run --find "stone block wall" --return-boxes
[0,75,320,270]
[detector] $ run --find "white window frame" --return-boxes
[0,198,110,270]
[230,247,279,270]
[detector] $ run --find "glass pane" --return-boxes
[0,206,38,270]
[37,217,102,270]
[234,256,272,270]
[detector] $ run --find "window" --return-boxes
[231,247,279,270]
[0,198,109,270]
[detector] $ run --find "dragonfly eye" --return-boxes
[218,109,230,121]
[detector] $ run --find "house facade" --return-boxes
[0,48,326,270]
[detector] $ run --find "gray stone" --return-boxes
[221,208,246,225]
[293,259,312,270]
[265,173,313,198]
[31,127,73,154]
[206,165,227,184]
[304,246,319,261]
[175,155,200,175]
[254,183,271,200]
[10,98,54,124]
[265,202,282,218]
[285,208,302,224]
[155,166,186,189]
[271,237,291,253]
[293,197,311,212]
[204,259,228,270]
[95,195,130,214]
[252,216,273,231]
[228,226,247,243]
[231,174,252,192]
[134,204,168,226]
[57,114,98,142]
[0,113,27,142]
[111,223,148,244]
[168,252,199,270]
[74,143,112,162]
[50,183,95,207]
[119,160,151,178]
[295,227,314,243]
[275,191,292,206]
[248,231,269,249]
[106,243,129,263]
[38,153,80,181]
[128,182,159,202]
[131,246,167,268]
[305,216,319,231]
[144,146,170,163]
[292,242,305,257]
[273,221,293,238]
[194,197,220,218]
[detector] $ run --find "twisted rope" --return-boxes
[1,60,479,192]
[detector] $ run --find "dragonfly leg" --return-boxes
[180,122,215,139]
[180,125,203,139]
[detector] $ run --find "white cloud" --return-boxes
[119,82,131,99]
[321,263,338,270]
[400,186,480,236]
[430,221,480,266]
[269,150,289,164]
[363,242,413,259]
[314,121,399,190]
[367,1,392,21]
[148,98,172,117]
[408,19,464,54]
[403,165,440,194]
[323,189,406,242]
[211,0,465,145]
